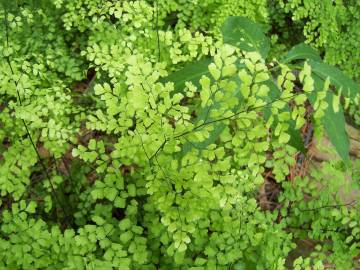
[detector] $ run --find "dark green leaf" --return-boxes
[308,74,349,161]
[324,93,349,161]
[221,16,270,59]
[160,58,212,93]
[309,60,360,99]
[281,43,321,63]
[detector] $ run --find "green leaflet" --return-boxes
[263,80,305,153]
[309,60,360,99]
[308,74,350,161]
[161,58,212,93]
[281,43,321,63]
[221,16,270,59]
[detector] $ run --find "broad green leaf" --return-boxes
[161,58,212,92]
[281,43,321,63]
[221,16,270,59]
[309,59,360,99]
[308,74,349,161]
[322,92,349,161]
[163,57,244,95]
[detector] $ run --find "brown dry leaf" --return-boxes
[37,144,50,159]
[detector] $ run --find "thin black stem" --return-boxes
[293,200,356,213]
[175,93,298,139]
[155,0,160,61]
[2,8,70,225]
[148,93,299,162]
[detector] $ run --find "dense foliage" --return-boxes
[0,1,359,269]
[276,0,360,80]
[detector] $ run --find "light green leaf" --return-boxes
[25,201,37,214]
[208,63,221,80]
[119,218,131,230]
[88,139,96,151]
[128,87,148,109]
[114,197,126,208]
[92,215,106,226]
[94,84,105,95]
[178,242,187,252]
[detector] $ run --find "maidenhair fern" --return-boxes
[0,1,359,269]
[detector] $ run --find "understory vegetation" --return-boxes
[0,0,359,269]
